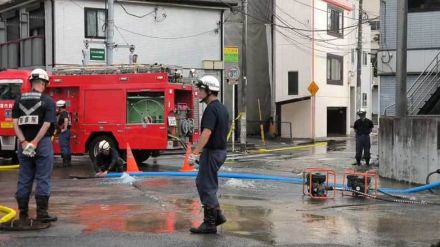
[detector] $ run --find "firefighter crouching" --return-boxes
[94,140,124,177]
[189,75,229,234]
[12,69,58,226]
[56,100,71,167]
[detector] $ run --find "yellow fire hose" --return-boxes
[0,205,17,224]
[0,165,19,170]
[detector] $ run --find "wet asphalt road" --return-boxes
[1,135,440,247]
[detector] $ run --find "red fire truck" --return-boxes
[0,65,200,164]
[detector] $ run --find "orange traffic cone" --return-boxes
[180,142,194,172]
[126,143,140,173]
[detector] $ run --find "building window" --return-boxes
[409,0,440,12]
[288,71,298,95]
[327,54,343,85]
[85,8,107,39]
[327,6,343,38]
[362,93,367,107]
[370,20,380,31]
[371,53,378,77]
[363,52,368,66]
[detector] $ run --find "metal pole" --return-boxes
[106,0,115,65]
[311,0,315,140]
[356,0,363,113]
[239,0,247,149]
[396,0,408,117]
[232,85,235,152]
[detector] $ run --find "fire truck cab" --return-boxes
[0,65,200,164]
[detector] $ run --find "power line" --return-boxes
[216,0,377,33]
[291,0,380,20]
[116,26,218,40]
[117,2,155,18]
[273,7,371,52]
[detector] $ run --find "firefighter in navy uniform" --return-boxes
[94,140,123,177]
[353,108,374,166]
[56,100,71,167]
[189,75,229,234]
[12,69,57,226]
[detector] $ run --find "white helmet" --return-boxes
[196,75,220,92]
[357,108,367,115]
[29,68,49,84]
[98,140,110,152]
[56,100,66,108]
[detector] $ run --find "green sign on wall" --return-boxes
[90,48,105,61]
[224,47,239,63]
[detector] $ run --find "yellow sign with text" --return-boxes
[1,122,13,129]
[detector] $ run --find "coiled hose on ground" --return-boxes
[426,169,440,194]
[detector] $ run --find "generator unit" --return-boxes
[303,168,336,199]
[343,168,378,197]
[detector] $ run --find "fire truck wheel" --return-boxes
[88,135,118,162]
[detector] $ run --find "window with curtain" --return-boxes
[85,8,107,39]
[327,54,343,85]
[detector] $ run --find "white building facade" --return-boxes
[274,0,373,139]
[0,0,234,84]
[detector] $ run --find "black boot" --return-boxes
[59,154,64,168]
[216,208,227,226]
[365,158,370,167]
[65,156,72,167]
[356,159,361,166]
[190,206,217,234]
[16,197,30,221]
[35,196,57,223]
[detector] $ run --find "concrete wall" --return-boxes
[54,0,222,68]
[379,117,440,184]
[281,99,311,139]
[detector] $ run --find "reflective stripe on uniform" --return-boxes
[19,102,42,116]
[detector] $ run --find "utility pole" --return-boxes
[356,0,363,114]
[106,0,115,65]
[396,0,408,117]
[240,0,248,149]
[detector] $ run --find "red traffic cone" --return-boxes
[126,143,140,173]
[180,143,194,172]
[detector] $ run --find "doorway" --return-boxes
[327,107,347,136]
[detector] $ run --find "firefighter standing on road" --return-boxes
[353,108,374,166]
[189,75,229,234]
[94,140,123,177]
[56,100,71,167]
[12,68,58,225]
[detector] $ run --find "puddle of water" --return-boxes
[326,140,349,152]
[221,204,275,244]
[224,179,256,189]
